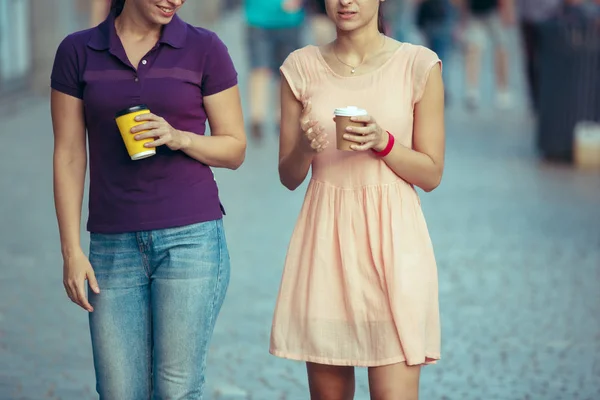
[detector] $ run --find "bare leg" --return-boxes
[306,362,355,400]
[465,43,481,109]
[248,67,271,139]
[495,46,509,90]
[368,362,421,400]
[494,45,513,108]
[274,76,282,134]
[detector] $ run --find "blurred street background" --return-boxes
[1,0,599,399]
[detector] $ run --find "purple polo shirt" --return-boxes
[51,11,238,233]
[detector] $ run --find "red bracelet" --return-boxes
[372,131,395,157]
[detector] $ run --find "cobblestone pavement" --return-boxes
[1,10,599,400]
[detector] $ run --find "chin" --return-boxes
[336,24,360,33]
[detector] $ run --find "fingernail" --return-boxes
[93,286,100,293]
[346,127,353,132]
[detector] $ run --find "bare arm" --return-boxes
[181,85,246,169]
[51,89,99,312]
[381,64,445,192]
[133,85,247,170]
[278,76,317,191]
[343,64,445,192]
[51,89,87,257]
[499,0,517,24]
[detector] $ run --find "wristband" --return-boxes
[372,131,395,157]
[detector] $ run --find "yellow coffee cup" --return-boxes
[115,104,156,161]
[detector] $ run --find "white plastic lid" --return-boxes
[333,106,368,117]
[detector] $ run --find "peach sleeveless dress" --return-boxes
[270,43,441,367]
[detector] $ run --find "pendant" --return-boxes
[351,68,355,74]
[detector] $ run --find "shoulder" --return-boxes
[402,44,442,102]
[401,43,441,76]
[56,27,96,52]
[403,43,440,64]
[184,24,228,51]
[283,45,319,66]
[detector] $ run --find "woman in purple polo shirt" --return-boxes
[50,0,246,398]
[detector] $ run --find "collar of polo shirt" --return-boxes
[87,10,187,52]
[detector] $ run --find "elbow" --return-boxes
[227,152,245,170]
[278,167,300,191]
[53,146,87,168]
[224,139,246,170]
[280,175,300,191]
[422,171,443,193]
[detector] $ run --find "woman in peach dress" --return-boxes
[270,0,445,398]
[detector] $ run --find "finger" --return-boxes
[64,281,77,303]
[351,141,375,151]
[67,280,86,308]
[303,120,319,135]
[133,112,159,122]
[343,133,376,144]
[75,280,94,312]
[141,138,163,148]
[136,127,168,142]
[310,138,323,150]
[315,129,328,144]
[316,139,330,152]
[301,101,313,117]
[345,125,374,135]
[131,121,160,134]
[87,269,100,294]
[308,127,324,143]
[349,115,373,124]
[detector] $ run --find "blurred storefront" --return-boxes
[0,0,84,99]
[0,0,31,95]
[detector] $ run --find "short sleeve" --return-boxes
[279,51,306,101]
[51,35,84,99]
[412,46,442,105]
[201,33,238,96]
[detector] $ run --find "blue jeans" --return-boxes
[88,220,230,400]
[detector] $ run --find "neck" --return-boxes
[334,24,382,61]
[115,4,161,41]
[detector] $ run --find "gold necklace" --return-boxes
[333,35,386,74]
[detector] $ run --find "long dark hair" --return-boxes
[111,0,126,16]
[377,3,386,34]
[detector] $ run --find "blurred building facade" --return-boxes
[0,0,88,98]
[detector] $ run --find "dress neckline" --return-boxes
[314,42,407,79]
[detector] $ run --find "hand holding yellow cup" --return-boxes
[115,105,156,161]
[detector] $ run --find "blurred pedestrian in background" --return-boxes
[517,0,563,114]
[456,0,515,109]
[309,0,337,45]
[50,0,246,398]
[271,0,444,398]
[416,0,456,103]
[244,0,305,141]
